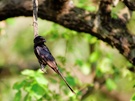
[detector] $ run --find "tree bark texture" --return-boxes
[0,0,135,65]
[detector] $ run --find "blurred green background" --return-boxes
[0,0,135,101]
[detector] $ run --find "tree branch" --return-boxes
[0,0,135,65]
[123,0,135,11]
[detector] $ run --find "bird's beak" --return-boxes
[42,39,46,42]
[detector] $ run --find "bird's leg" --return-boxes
[40,64,47,73]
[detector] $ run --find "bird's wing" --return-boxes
[36,46,57,68]
[36,46,75,93]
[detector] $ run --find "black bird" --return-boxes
[34,36,75,93]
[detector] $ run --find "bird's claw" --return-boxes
[40,64,47,73]
[41,67,47,73]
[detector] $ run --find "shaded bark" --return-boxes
[123,0,135,11]
[0,0,135,66]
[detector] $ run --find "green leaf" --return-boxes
[75,59,83,66]
[35,75,48,85]
[111,12,118,19]
[81,63,90,75]
[131,94,135,101]
[62,33,71,40]
[89,52,99,63]
[20,80,34,92]
[66,76,76,86]
[14,90,21,101]
[13,80,26,90]
[96,69,103,77]
[6,18,15,25]
[24,93,31,101]
[106,79,117,90]
[53,94,61,100]
[89,37,97,44]
[30,83,45,99]
[21,69,35,77]
[98,58,112,73]
[85,6,96,12]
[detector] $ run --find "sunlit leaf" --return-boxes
[6,18,15,25]
[89,52,99,63]
[81,63,91,75]
[14,90,21,101]
[24,93,31,101]
[98,58,113,73]
[21,69,35,77]
[85,6,96,12]
[111,12,118,19]
[35,76,48,85]
[106,78,117,90]
[131,94,135,101]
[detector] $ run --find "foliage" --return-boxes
[13,69,79,101]
[1,0,135,101]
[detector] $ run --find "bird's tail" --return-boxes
[55,68,75,94]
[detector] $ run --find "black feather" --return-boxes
[34,36,75,93]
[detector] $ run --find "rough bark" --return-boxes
[0,0,135,65]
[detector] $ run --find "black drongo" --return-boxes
[34,36,75,93]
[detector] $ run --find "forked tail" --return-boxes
[55,69,75,94]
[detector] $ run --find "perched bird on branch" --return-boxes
[34,36,75,93]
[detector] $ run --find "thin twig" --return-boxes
[32,0,38,38]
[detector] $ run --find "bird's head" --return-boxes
[34,36,46,45]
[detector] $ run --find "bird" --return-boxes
[34,36,75,93]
